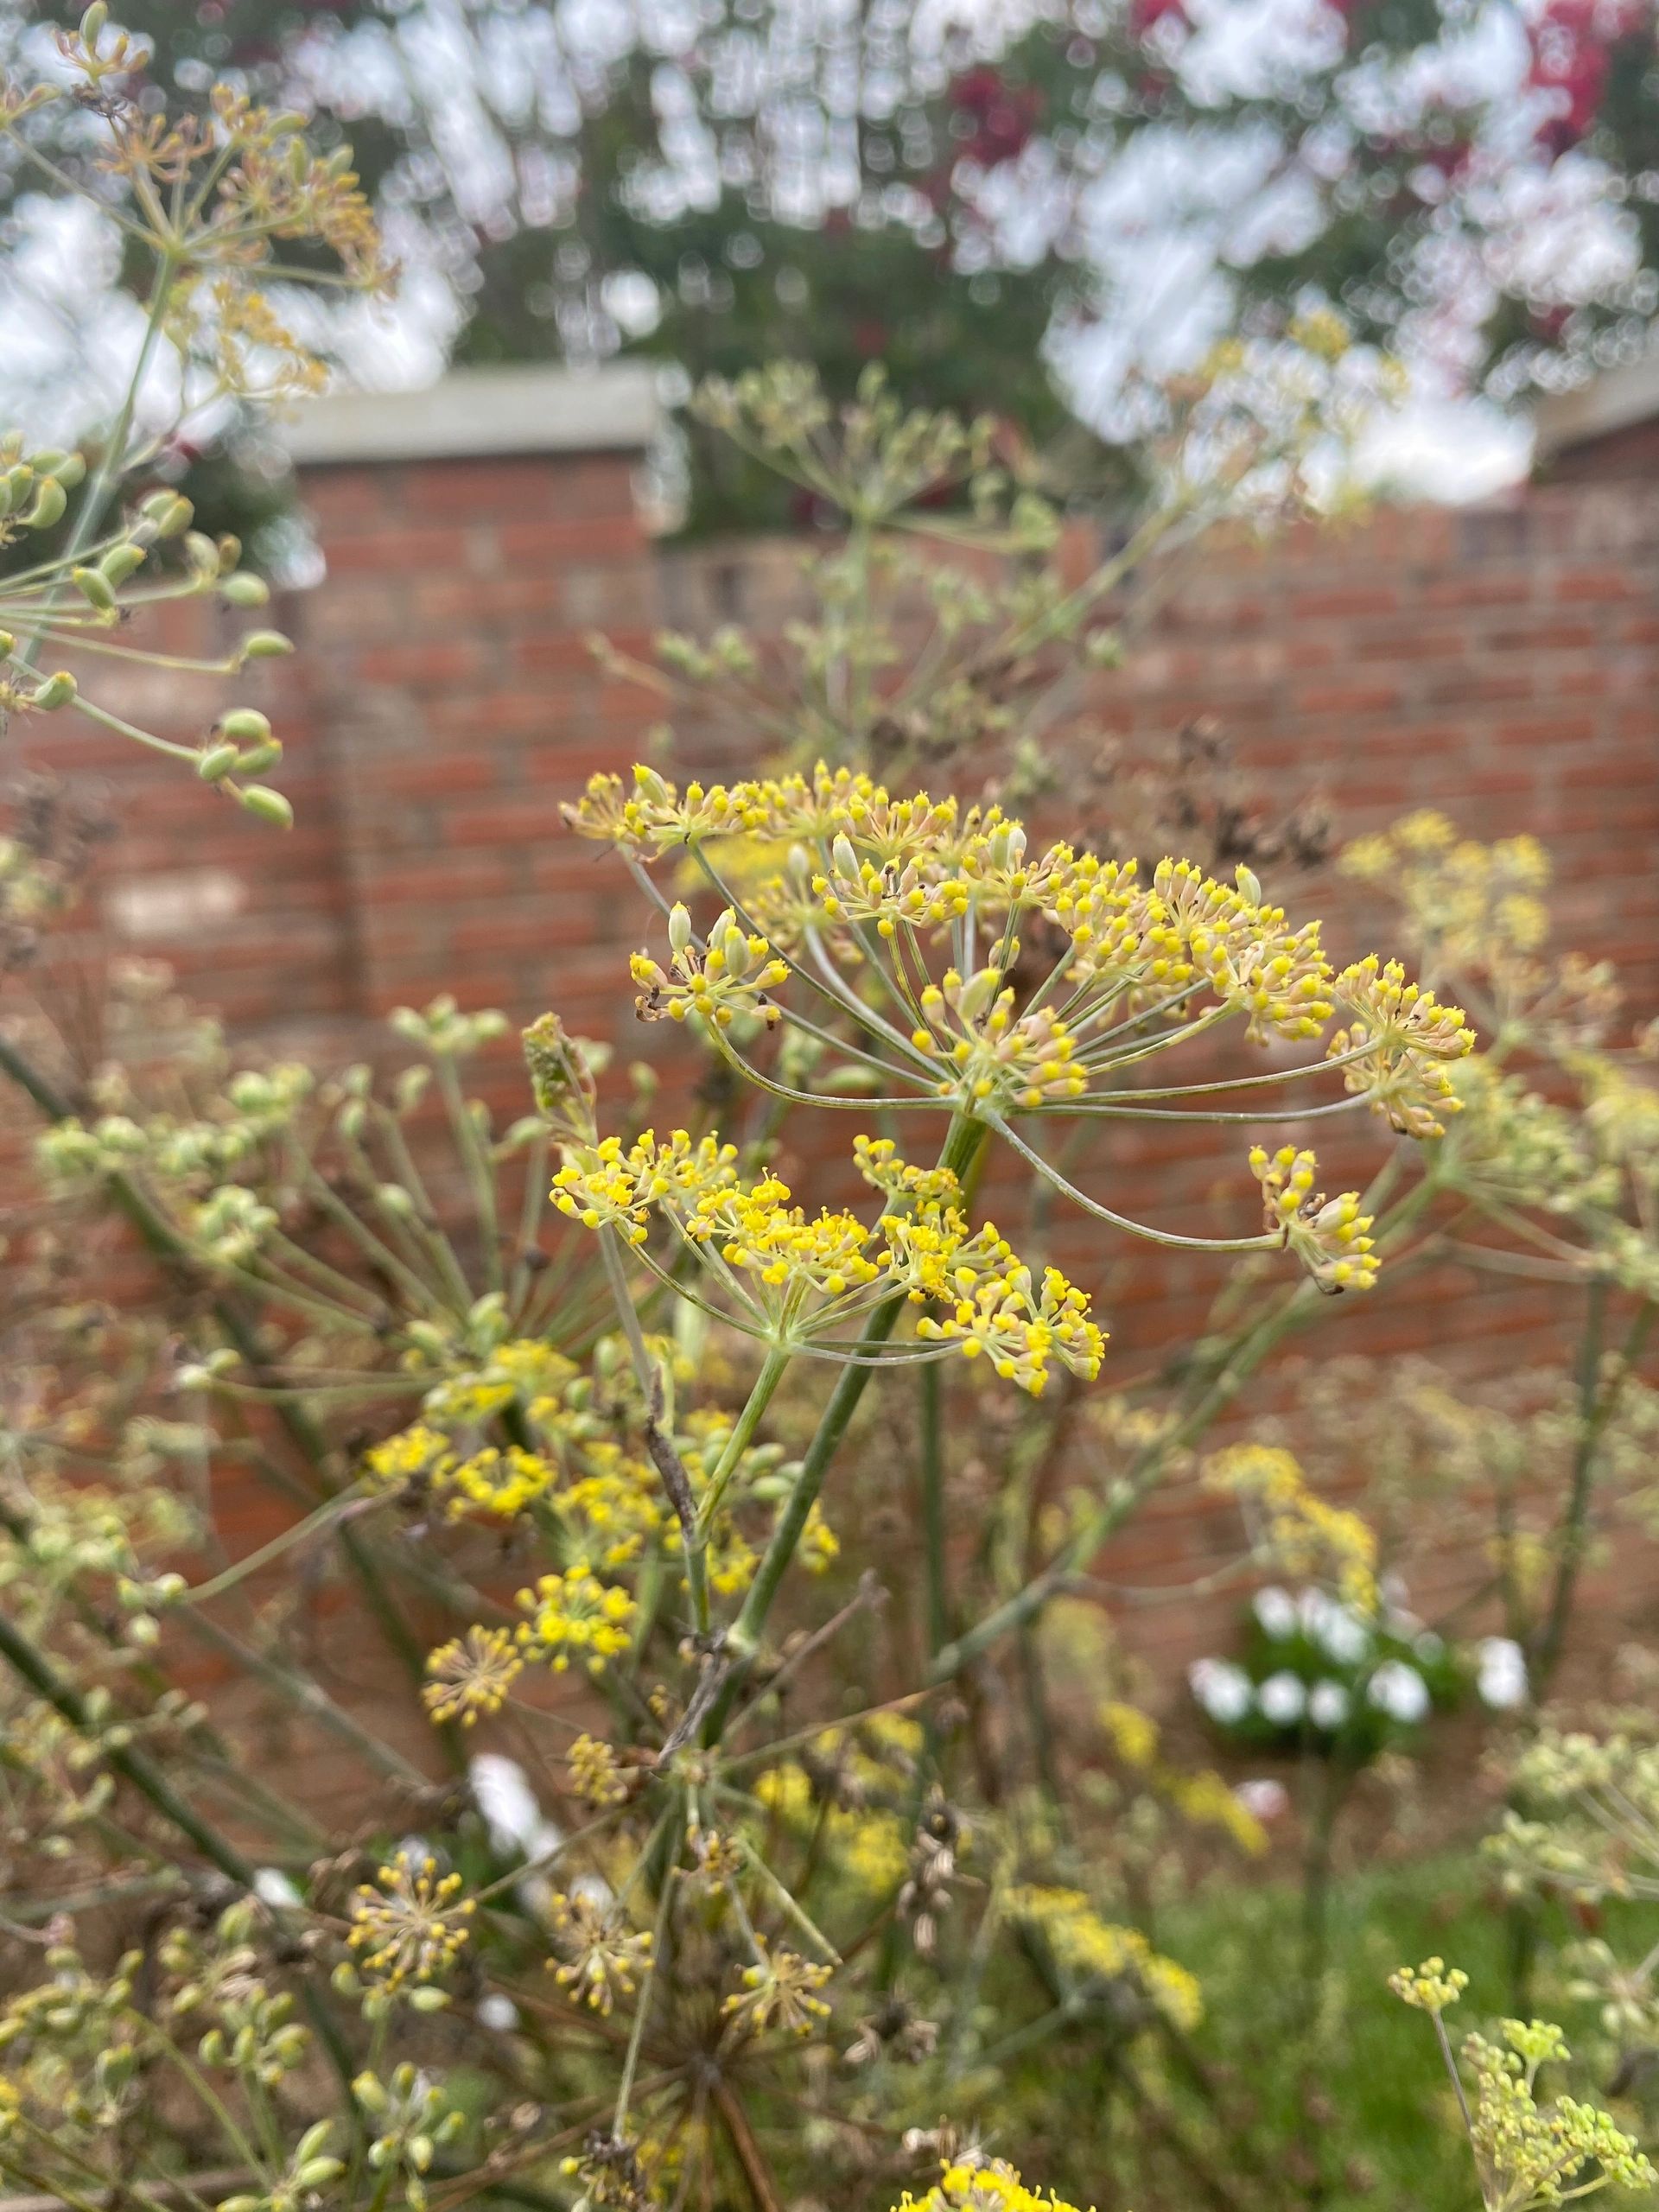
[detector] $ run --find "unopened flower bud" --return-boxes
[141,489,193,536]
[100,541,147,586]
[219,572,270,608]
[29,671,76,710]
[237,785,293,829]
[71,565,116,611]
[219,709,271,743]
[196,743,238,784]
[25,477,67,529]
[668,902,693,954]
[240,629,293,658]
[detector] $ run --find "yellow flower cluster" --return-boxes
[515,1566,637,1674]
[631,903,789,1027]
[582,766,1342,1055]
[555,1130,1103,1393]
[1249,1146,1378,1294]
[1096,1702,1268,1856]
[1329,956,1475,1140]
[1205,1443,1378,1612]
[1005,1887,1203,2031]
[422,1626,524,1726]
[347,1853,474,1993]
[546,1893,653,2015]
[1342,811,1552,985]
[893,2166,1095,2212]
[721,1940,833,2037]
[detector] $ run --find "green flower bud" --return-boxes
[140,488,193,536]
[99,541,147,585]
[219,571,269,608]
[71,564,116,611]
[80,3,109,42]
[237,785,294,829]
[29,671,77,710]
[236,737,283,774]
[196,742,238,784]
[240,629,294,658]
[219,708,271,743]
[0,465,33,514]
[25,477,67,529]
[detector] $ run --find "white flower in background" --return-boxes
[254,1868,302,1908]
[1258,1670,1307,1726]
[1300,1587,1371,1665]
[1190,1657,1253,1725]
[1308,1680,1351,1731]
[1477,1636,1529,1711]
[1235,1778,1290,1821]
[1253,1586,1298,1639]
[1366,1659,1431,1725]
[477,1993,520,2031]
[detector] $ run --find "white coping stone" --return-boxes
[274,363,659,467]
[1534,351,1659,460]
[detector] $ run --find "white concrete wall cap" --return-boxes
[275,363,659,465]
[1535,351,1659,458]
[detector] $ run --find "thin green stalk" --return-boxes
[613,1865,678,2143]
[696,1344,791,1538]
[919,1358,950,1657]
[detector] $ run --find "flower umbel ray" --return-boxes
[563,762,1475,1291]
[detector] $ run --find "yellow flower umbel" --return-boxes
[1205,1442,1379,1612]
[893,2161,1096,2212]
[1392,1965,1657,2212]
[422,1626,524,1726]
[563,764,1469,1288]
[1005,1887,1202,2032]
[346,1852,474,1997]
[553,1129,1103,1395]
[1250,1146,1378,1294]
[515,1566,637,1674]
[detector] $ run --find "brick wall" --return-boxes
[9,426,1659,1672]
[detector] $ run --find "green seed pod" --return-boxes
[196,743,238,784]
[29,671,77,710]
[142,490,192,537]
[237,737,283,774]
[237,785,294,829]
[99,541,147,585]
[219,709,271,743]
[80,3,108,42]
[0,464,33,514]
[25,476,66,529]
[240,628,294,658]
[71,565,117,611]
[219,572,270,608]
[297,2158,345,2189]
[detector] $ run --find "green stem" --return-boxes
[696,1344,791,1540]
[919,1359,950,1657]
[613,1865,677,2143]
